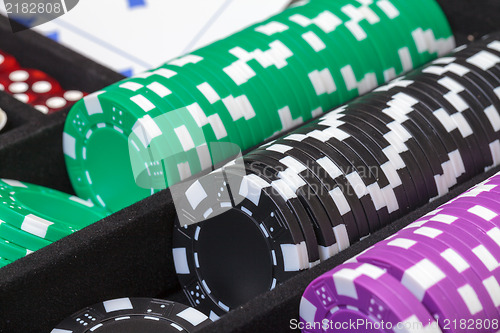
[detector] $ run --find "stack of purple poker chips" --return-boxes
[299,262,441,333]
[173,34,500,319]
[300,170,500,332]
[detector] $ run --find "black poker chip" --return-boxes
[321,109,420,214]
[293,125,383,234]
[258,141,358,247]
[377,82,478,183]
[278,135,372,239]
[312,115,396,226]
[172,36,500,319]
[271,138,363,243]
[50,298,211,333]
[350,96,441,199]
[341,105,430,206]
[407,74,489,173]
[172,165,309,319]
[244,152,340,261]
[244,158,321,266]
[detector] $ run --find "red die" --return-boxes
[13,92,38,104]
[34,93,68,114]
[0,50,19,74]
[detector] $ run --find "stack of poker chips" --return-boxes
[63,0,454,214]
[0,49,86,114]
[300,171,500,332]
[172,35,500,319]
[0,179,109,267]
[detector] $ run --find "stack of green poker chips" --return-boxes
[63,0,455,213]
[0,179,109,267]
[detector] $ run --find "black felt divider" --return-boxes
[0,1,497,332]
[436,0,500,40]
[0,15,123,192]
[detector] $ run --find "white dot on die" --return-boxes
[9,70,29,81]
[32,81,52,93]
[14,94,29,103]
[46,97,67,109]
[35,105,49,114]
[8,82,28,93]
[64,90,84,101]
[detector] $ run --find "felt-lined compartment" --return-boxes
[0,1,498,331]
[0,16,123,193]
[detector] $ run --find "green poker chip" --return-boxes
[0,257,12,268]
[64,0,454,213]
[194,45,278,143]
[0,179,109,243]
[236,32,320,131]
[0,221,51,251]
[0,237,31,262]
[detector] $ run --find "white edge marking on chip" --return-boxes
[440,248,469,273]
[84,91,105,116]
[172,248,190,274]
[103,298,133,313]
[176,307,208,326]
[457,284,483,315]
[1,179,27,188]
[69,196,94,207]
[170,322,184,331]
[387,238,415,249]
[185,180,207,210]
[62,133,77,159]
[483,276,500,307]
[299,297,317,324]
[281,243,303,272]
[21,214,54,238]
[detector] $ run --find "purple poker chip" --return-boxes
[299,262,440,333]
[453,185,500,207]
[439,198,500,236]
[399,221,500,319]
[413,208,500,265]
[387,230,499,324]
[353,246,463,331]
[370,235,491,325]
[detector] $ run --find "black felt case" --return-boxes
[0,1,498,331]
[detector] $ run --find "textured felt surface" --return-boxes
[0,1,498,332]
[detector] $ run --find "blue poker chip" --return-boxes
[50,298,211,332]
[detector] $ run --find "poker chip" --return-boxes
[300,262,440,333]
[174,36,500,318]
[0,108,7,132]
[173,166,310,320]
[51,298,211,333]
[63,0,454,213]
[0,179,109,246]
[301,170,500,331]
